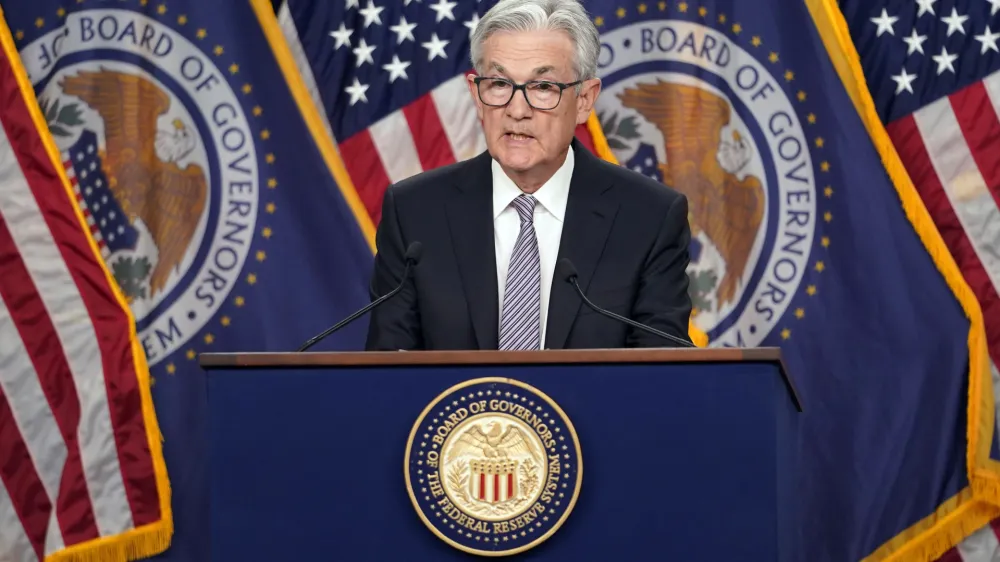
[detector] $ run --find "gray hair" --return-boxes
[470,0,600,82]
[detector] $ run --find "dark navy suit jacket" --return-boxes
[364,138,693,350]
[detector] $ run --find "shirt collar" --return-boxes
[491,145,574,222]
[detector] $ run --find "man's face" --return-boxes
[468,29,600,183]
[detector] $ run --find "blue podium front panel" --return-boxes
[205,360,797,561]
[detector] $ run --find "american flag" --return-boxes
[0,14,171,562]
[843,0,1000,559]
[274,0,612,227]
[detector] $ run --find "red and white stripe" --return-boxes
[337,74,486,224]
[885,70,1000,562]
[0,45,163,562]
[470,469,516,503]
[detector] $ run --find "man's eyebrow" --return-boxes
[485,63,558,77]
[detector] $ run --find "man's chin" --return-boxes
[493,146,540,173]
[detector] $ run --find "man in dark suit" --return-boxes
[365,0,693,351]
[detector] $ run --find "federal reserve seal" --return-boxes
[593,6,832,347]
[404,378,582,556]
[18,6,266,367]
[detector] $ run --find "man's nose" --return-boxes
[505,89,532,119]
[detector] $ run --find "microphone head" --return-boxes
[404,241,423,264]
[555,258,578,282]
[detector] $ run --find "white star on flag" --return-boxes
[870,8,898,36]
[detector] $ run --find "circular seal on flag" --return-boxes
[593,14,829,347]
[19,8,263,366]
[404,378,582,556]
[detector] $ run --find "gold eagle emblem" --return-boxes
[618,79,765,307]
[59,68,208,297]
[446,421,540,464]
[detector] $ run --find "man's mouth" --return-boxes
[505,132,533,141]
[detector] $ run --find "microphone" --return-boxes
[296,241,423,352]
[556,258,696,348]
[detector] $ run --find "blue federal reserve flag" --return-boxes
[584,0,995,560]
[1,0,376,559]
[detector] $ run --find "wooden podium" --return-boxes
[199,348,801,561]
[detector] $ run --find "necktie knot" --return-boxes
[511,194,537,225]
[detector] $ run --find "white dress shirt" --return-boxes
[492,146,574,348]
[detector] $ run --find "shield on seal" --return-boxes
[469,459,519,505]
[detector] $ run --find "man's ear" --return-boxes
[575,78,602,125]
[466,73,485,121]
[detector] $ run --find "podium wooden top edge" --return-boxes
[198,347,783,369]
[200,348,802,411]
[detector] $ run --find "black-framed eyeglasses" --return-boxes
[473,77,582,110]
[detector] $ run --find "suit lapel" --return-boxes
[446,152,499,350]
[545,144,618,350]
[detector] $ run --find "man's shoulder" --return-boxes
[387,153,487,202]
[588,154,685,209]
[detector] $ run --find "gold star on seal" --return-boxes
[265,153,275,164]
[214,45,224,56]
[247,273,257,285]
[234,296,245,307]
[220,316,231,327]
[166,363,176,374]
[256,251,266,262]
[186,349,196,360]
[807,285,817,296]
[242,83,252,94]
[795,308,805,319]
[177,14,188,24]
[262,227,272,239]
[35,17,44,28]
[204,333,215,344]
[824,186,833,197]
[781,328,791,340]
[815,261,826,272]
[593,16,604,26]
[751,35,762,47]
[815,137,825,148]
[267,177,277,188]
[824,211,832,223]
[821,236,830,248]
[157,4,166,15]
[731,22,742,34]
[196,28,206,39]
[266,202,276,214]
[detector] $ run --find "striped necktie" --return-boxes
[499,194,541,351]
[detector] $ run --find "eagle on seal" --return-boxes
[446,422,539,464]
[59,68,208,297]
[618,79,765,307]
